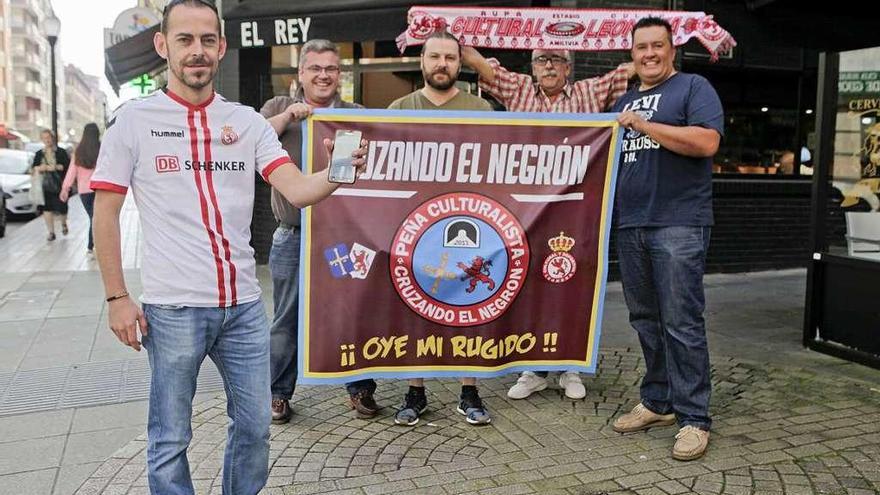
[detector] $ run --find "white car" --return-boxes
[0,149,37,216]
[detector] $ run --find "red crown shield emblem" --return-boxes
[220,125,238,145]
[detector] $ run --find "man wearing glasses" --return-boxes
[461,46,634,401]
[259,39,381,425]
[462,46,634,114]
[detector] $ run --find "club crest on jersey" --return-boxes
[220,125,239,145]
[390,192,530,327]
[542,231,576,283]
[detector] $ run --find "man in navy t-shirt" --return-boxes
[609,17,724,462]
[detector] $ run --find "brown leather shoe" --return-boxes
[672,425,710,461]
[612,403,677,433]
[271,399,292,424]
[349,389,380,419]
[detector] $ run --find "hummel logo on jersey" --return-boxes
[155,155,181,173]
[151,129,185,138]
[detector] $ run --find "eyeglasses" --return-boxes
[532,55,569,66]
[304,65,341,75]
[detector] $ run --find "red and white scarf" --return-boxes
[397,6,737,61]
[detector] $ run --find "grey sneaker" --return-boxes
[457,391,491,425]
[394,388,428,426]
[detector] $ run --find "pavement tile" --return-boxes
[0,408,73,442]
[0,435,65,474]
[0,467,56,495]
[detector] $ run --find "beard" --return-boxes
[171,56,216,90]
[423,67,459,91]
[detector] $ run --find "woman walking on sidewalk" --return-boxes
[61,123,101,254]
[31,129,70,241]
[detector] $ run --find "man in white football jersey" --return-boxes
[90,1,366,493]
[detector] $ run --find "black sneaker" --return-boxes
[394,388,428,426]
[457,390,491,425]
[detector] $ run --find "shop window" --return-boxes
[713,107,813,175]
[828,47,880,260]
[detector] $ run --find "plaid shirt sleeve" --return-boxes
[479,58,535,110]
[573,65,631,112]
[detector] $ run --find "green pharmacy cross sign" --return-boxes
[130,74,156,95]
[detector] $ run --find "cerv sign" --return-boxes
[232,17,312,48]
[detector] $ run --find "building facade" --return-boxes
[10,0,61,142]
[63,64,106,142]
[0,0,14,133]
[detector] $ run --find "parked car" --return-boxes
[0,148,37,218]
[0,184,7,238]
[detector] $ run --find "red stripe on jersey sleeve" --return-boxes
[90,181,128,194]
[261,157,291,182]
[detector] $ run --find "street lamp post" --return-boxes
[44,15,60,139]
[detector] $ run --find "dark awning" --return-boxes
[104,25,163,94]
[224,0,533,49]
[103,1,537,94]
[744,0,880,52]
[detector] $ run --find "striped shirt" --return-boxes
[480,58,630,113]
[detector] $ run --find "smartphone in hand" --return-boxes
[328,129,362,184]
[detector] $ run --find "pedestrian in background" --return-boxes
[32,129,70,241]
[60,122,101,255]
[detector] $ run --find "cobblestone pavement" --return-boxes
[76,348,880,495]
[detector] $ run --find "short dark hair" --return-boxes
[161,0,220,35]
[420,30,461,57]
[632,16,673,45]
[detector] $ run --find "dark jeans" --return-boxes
[80,192,95,250]
[269,225,376,400]
[617,226,712,431]
[269,226,300,400]
[346,379,376,396]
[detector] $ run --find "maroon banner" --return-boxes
[298,109,622,384]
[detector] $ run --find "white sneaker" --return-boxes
[558,371,586,399]
[507,371,547,399]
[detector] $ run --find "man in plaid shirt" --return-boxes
[462,46,633,401]
[462,46,634,113]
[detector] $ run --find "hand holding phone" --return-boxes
[328,130,362,184]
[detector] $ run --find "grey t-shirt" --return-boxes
[388,90,493,111]
[259,91,362,226]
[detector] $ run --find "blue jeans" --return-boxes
[269,226,300,400]
[80,192,95,250]
[616,226,712,431]
[143,300,271,495]
[268,225,374,399]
